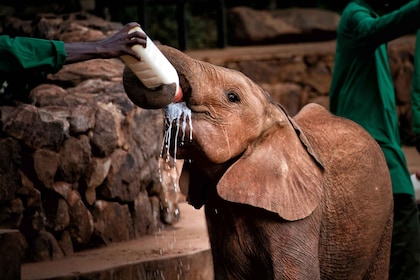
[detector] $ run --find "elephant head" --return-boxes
[124,45,324,221]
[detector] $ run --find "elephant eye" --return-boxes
[226,91,240,103]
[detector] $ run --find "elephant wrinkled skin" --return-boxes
[123,45,394,280]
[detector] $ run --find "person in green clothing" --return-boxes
[0,21,146,102]
[329,0,420,279]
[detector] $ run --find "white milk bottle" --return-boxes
[120,26,183,102]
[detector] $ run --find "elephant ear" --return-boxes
[217,119,324,221]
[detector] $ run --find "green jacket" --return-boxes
[0,36,66,72]
[329,0,420,195]
[0,36,66,101]
[412,29,420,134]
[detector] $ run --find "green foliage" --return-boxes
[144,5,179,47]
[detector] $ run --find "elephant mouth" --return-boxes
[177,75,210,117]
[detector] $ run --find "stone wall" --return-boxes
[0,58,184,263]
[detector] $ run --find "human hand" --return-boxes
[96,22,147,60]
[64,22,147,64]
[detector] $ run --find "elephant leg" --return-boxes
[205,192,322,280]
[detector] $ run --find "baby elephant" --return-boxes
[123,45,393,279]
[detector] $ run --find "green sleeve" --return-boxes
[412,29,420,134]
[0,36,67,73]
[347,0,420,50]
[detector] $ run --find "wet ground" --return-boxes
[21,146,420,279]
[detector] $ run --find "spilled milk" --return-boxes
[157,102,192,224]
[143,103,196,280]
[162,101,193,161]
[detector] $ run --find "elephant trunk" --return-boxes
[123,66,183,109]
[123,45,195,109]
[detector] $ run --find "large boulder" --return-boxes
[227,7,340,45]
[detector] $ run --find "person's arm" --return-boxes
[0,22,147,73]
[349,0,420,49]
[64,22,146,64]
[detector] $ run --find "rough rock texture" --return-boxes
[0,230,26,280]
[0,75,179,262]
[227,7,340,45]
